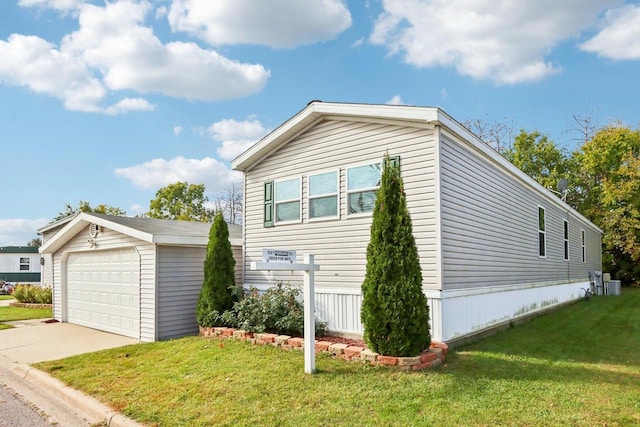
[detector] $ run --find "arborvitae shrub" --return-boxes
[196,212,238,327]
[360,154,431,356]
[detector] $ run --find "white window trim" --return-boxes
[345,160,382,217]
[563,219,569,261]
[307,169,340,222]
[581,229,586,263]
[274,176,302,225]
[538,205,546,259]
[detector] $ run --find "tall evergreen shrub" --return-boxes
[361,154,431,356]
[196,212,237,326]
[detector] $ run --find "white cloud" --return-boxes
[0,218,49,246]
[1,0,270,113]
[370,0,621,85]
[173,125,184,136]
[580,4,640,60]
[18,0,83,12]
[0,34,106,112]
[114,156,242,192]
[167,0,352,48]
[386,95,404,105]
[209,118,269,161]
[104,97,155,115]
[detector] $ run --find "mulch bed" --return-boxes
[317,335,367,348]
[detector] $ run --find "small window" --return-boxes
[347,162,381,214]
[581,229,586,263]
[309,171,338,219]
[563,219,569,261]
[19,257,30,271]
[275,177,301,223]
[538,206,546,258]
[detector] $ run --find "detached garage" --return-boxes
[39,212,242,342]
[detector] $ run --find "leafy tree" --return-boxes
[196,212,238,327]
[361,154,431,357]
[503,130,571,194]
[147,182,214,222]
[52,201,126,222]
[574,126,640,285]
[26,238,42,247]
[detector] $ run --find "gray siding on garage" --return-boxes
[156,245,206,340]
[243,118,439,291]
[438,132,602,290]
[51,225,156,342]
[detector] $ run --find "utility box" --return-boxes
[608,280,621,296]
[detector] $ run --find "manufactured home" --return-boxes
[0,246,41,285]
[232,101,602,344]
[39,213,242,342]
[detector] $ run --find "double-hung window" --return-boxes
[19,257,30,271]
[347,162,382,215]
[563,219,569,261]
[538,206,546,258]
[308,171,339,220]
[274,177,301,224]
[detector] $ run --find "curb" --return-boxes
[10,363,144,427]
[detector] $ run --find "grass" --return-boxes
[0,304,53,330]
[36,289,640,427]
[0,295,15,300]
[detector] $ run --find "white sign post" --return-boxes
[251,251,320,374]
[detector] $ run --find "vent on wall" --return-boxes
[89,223,101,238]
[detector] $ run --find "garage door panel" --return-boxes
[66,248,140,339]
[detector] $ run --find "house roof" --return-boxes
[231,100,602,234]
[39,212,242,254]
[37,214,77,235]
[232,101,469,172]
[0,246,39,254]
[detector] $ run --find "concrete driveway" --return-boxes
[0,319,138,364]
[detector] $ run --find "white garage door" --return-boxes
[66,248,140,338]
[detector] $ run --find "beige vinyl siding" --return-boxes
[41,254,53,287]
[439,134,601,290]
[243,119,438,291]
[156,246,206,340]
[51,225,156,341]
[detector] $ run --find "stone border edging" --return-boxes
[199,326,447,371]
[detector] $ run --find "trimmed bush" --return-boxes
[361,154,431,357]
[12,284,52,304]
[227,282,327,337]
[196,212,238,327]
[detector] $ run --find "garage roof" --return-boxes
[39,212,242,254]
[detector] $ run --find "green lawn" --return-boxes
[36,289,640,426]
[0,305,53,330]
[0,295,15,301]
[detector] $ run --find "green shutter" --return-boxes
[390,155,400,170]
[264,181,274,228]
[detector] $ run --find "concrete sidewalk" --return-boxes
[0,320,143,426]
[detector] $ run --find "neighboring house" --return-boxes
[232,101,602,344]
[38,214,77,287]
[0,246,41,285]
[39,213,242,342]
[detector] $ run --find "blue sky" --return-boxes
[2,0,640,245]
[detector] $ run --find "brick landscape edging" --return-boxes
[9,302,52,309]
[199,326,447,371]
